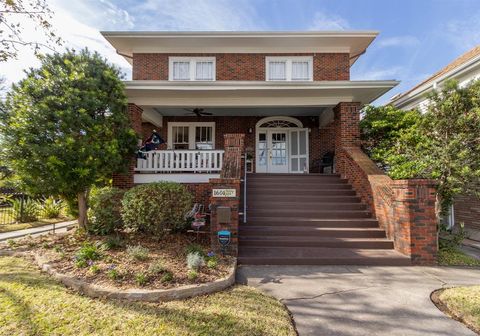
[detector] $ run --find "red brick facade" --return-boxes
[132,53,350,81]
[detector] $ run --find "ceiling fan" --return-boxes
[184,108,212,117]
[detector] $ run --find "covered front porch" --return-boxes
[114,80,398,187]
[134,111,333,184]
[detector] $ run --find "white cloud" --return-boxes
[1,0,264,89]
[309,11,349,31]
[376,36,420,48]
[1,1,136,88]
[132,0,262,31]
[445,12,480,50]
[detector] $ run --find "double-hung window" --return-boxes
[266,56,313,81]
[168,122,215,150]
[169,57,216,81]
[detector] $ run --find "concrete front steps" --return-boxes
[239,174,410,266]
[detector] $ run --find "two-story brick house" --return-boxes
[102,31,439,266]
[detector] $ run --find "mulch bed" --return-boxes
[1,230,234,290]
[430,288,480,335]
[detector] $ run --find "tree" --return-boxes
[0,49,138,229]
[1,0,62,62]
[360,104,423,173]
[418,80,480,210]
[361,79,480,214]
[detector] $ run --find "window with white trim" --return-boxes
[169,57,216,81]
[168,122,215,149]
[266,57,313,81]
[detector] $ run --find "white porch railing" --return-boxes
[135,150,224,173]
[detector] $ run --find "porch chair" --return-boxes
[319,151,335,174]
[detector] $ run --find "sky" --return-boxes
[2,0,480,105]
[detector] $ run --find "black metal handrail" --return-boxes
[243,152,247,224]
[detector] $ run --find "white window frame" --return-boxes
[169,57,216,81]
[167,122,216,149]
[265,56,313,81]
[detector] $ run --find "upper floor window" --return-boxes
[266,56,313,81]
[169,57,216,81]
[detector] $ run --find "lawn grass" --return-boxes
[0,256,295,336]
[438,247,480,267]
[437,286,480,334]
[0,218,66,233]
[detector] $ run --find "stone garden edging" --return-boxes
[0,249,237,302]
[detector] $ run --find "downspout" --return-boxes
[450,203,455,230]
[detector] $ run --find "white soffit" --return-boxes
[141,108,163,127]
[125,80,398,107]
[101,31,379,65]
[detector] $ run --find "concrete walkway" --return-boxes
[237,265,480,336]
[0,220,77,241]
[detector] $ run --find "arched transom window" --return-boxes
[256,116,303,129]
[259,120,300,128]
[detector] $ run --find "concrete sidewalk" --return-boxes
[237,265,480,336]
[0,220,77,241]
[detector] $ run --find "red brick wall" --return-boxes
[142,115,335,173]
[209,178,241,255]
[340,147,438,265]
[334,102,361,176]
[184,183,211,208]
[454,193,480,236]
[132,53,350,81]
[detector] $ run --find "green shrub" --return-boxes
[207,258,218,269]
[12,198,38,222]
[126,245,149,261]
[88,187,125,235]
[75,242,101,265]
[135,272,148,286]
[63,196,79,218]
[39,196,63,218]
[148,260,166,275]
[102,235,124,250]
[106,266,120,280]
[187,270,198,281]
[161,271,173,283]
[121,182,193,237]
[187,252,205,271]
[89,265,100,275]
[185,243,206,257]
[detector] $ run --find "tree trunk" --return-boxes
[77,191,88,230]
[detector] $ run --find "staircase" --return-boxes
[238,174,411,265]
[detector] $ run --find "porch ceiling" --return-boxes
[125,80,399,107]
[149,106,331,117]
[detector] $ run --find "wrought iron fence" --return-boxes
[0,192,24,227]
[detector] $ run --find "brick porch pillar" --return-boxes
[209,134,245,256]
[112,103,143,189]
[333,102,361,176]
[391,179,438,265]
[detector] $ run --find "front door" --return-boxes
[255,117,309,174]
[256,130,289,173]
[268,131,288,173]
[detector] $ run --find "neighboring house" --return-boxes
[102,31,439,266]
[390,46,480,241]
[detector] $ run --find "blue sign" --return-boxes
[218,230,231,247]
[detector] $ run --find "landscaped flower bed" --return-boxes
[4,231,233,289]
